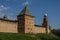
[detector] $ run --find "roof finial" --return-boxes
[24,0,32,6]
[24,0,29,6]
[43,8,48,16]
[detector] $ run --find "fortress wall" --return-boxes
[34,26,46,33]
[0,20,18,33]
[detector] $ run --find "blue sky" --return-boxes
[0,0,60,29]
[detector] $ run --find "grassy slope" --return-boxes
[36,33,60,40]
[0,33,60,40]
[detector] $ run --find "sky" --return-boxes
[0,0,60,29]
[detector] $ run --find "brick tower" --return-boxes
[17,6,35,33]
[42,13,50,33]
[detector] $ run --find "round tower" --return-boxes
[42,13,51,33]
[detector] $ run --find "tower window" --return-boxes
[31,28,32,30]
[28,28,30,30]
[27,28,32,30]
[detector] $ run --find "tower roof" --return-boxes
[18,5,33,16]
[44,13,47,17]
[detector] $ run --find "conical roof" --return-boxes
[18,6,33,16]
